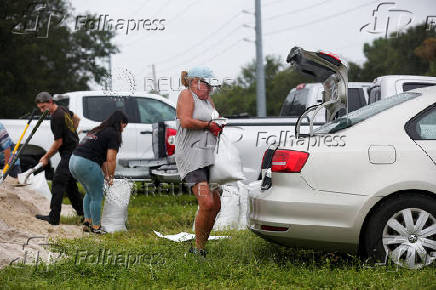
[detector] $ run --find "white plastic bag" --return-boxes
[209,133,245,185]
[101,179,133,233]
[212,185,241,230]
[25,172,52,200]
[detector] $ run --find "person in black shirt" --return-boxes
[69,110,128,234]
[34,92,84,225]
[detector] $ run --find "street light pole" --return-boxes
[255,0,266,117]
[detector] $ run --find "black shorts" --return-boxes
[184,166,210,188]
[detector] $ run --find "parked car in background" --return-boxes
[280,82,371,121]
[1,91,176,180]
[368,75,436,104]
[249,86,436,269]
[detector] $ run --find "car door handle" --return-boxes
[140,130,152,134]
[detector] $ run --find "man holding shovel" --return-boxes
[34,92,84,225]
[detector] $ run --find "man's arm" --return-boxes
[2,147,10,170]
[72,114,80,131]
[39,138,63,166]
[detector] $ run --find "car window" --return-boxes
[403,82,436,92]
[348,88,366,112]
[415,107,436,139]
[135,98,175,124]
[280,88,310,117]
[54,97,69,108]
[368,86,381,104]
[315,92,421,134]
[83,96,134,122]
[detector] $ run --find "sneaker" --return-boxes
[35,214,59,225]
[82,221,91,232]
[90,226,107,235]
[185,247,207,258]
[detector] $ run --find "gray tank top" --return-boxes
[175,90,217,180]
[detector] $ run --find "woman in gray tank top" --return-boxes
[175,67,223,257]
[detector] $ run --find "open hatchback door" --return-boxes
[286,47,349,136]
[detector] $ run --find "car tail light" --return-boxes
[271,150,309,173]
[261,225,288,231]
[165,128,177,156]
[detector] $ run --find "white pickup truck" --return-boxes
[368,75,436,104]
[151,50,436,185]
[1,91,176,179]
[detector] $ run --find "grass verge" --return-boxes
[0,193,435,289]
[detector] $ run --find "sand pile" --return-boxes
[0,177,82,269]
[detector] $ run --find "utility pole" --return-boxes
[255,0,266,117]
[151,64,158,92]
[108,54,112,90]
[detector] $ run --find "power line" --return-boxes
[264,0,378,36]
[262,0,287,8]
[129,0,152,18]
[167,0,202,23]
[123,0,174,48]
[264,0,331,21]
[154,0,173,16]
[201,39,244,63]
[153,11,243,65]
[158,25,244,72]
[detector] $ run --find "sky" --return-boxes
[70,0,436,102]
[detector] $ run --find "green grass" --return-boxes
[1,193,435,289]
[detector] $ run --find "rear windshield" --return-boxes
[403,82,436,92]
[280,88,310,117]
[314,92,420,134]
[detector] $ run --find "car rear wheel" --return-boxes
[362,194,436,269]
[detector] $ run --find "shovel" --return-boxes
[0,110,49,185]
[16,162,44,186]
[2,109,37,175]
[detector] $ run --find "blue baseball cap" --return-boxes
[187,66,215,80]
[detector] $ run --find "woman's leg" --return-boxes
[192,181,221,250]
[88,173,104,227]
[69,155,103,226]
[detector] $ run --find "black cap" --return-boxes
[35,92,52,103]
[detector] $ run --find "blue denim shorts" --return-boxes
[184,166,210,188]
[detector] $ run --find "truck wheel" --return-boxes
[19,155,38,172]
[362,193,436,269]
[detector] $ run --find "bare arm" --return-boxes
[176,89,209,129]
[39,139,62,166]
[103,149,117,184]
[3,147,10,168]
[72,114,80,130]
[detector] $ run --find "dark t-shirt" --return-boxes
[73,127,121,166]
[50,106,79,154]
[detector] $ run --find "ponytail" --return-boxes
[181,71,189,87]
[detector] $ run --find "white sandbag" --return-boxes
[101,179,133,233]
[212,185,241,230]
[25,172,51,200]
[237,181,249,229]
[209,133,245,185]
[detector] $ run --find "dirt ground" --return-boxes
[0,177,83,269]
